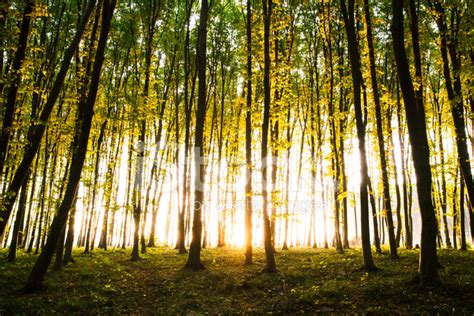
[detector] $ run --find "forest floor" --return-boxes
[0,246,473,314]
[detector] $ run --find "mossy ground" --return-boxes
[0,246,472,314]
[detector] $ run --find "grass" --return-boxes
[0,246,473,314]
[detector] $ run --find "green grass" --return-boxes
[0,247,473,314]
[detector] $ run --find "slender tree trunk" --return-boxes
[396,83,412,249]
[340,0,376,270]
[261,0,277,273]
[244,0,253,266]
[363,0,397,258]
[0,1,34,177]
[6,170,30,261]
[368,177,381,253]
[176,0,194,254]
[452,169,459,249]
[283,105,291,250]
[391,0,439,285]
[63,197,77,265]
[460,173,467,251]
[185,0,209,270]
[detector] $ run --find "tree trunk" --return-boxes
[244,0,253,266]
[0,1,34,177]
[432,2,474,235]
[396,83,412,249]
[63,197,77,265]
[460,175,467,251]
[6,170,30,261]
[185,0,209,270]
[391,0,439,285]
[261,0,277,273]
[363,0,397,258]
[368,177,381,253]
[340,0,376,270]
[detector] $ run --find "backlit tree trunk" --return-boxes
[340,0,377,271]
[261,0,277,273]
[185,0,209,270]
[391,0,439,285]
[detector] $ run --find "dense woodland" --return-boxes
[0,0,473,298]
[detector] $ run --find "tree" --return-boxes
[185,0,210,270]
[244,0,253,266]
[391,0,439,285]
[261,0,277,273]
[431,0,474,234]
[340,0,377,271]
[0,1,34,178]
[363,0,397,259]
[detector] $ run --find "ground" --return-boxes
[0,247,473,314]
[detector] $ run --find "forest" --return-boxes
[0,0,473,313]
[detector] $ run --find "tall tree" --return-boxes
[244,0,253,266]
[431,0,474,231]
[261,0,277,273]
[391,0,439,285]
[340,0,377,270]
[185,0,210,270]
[363,0,397,258]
